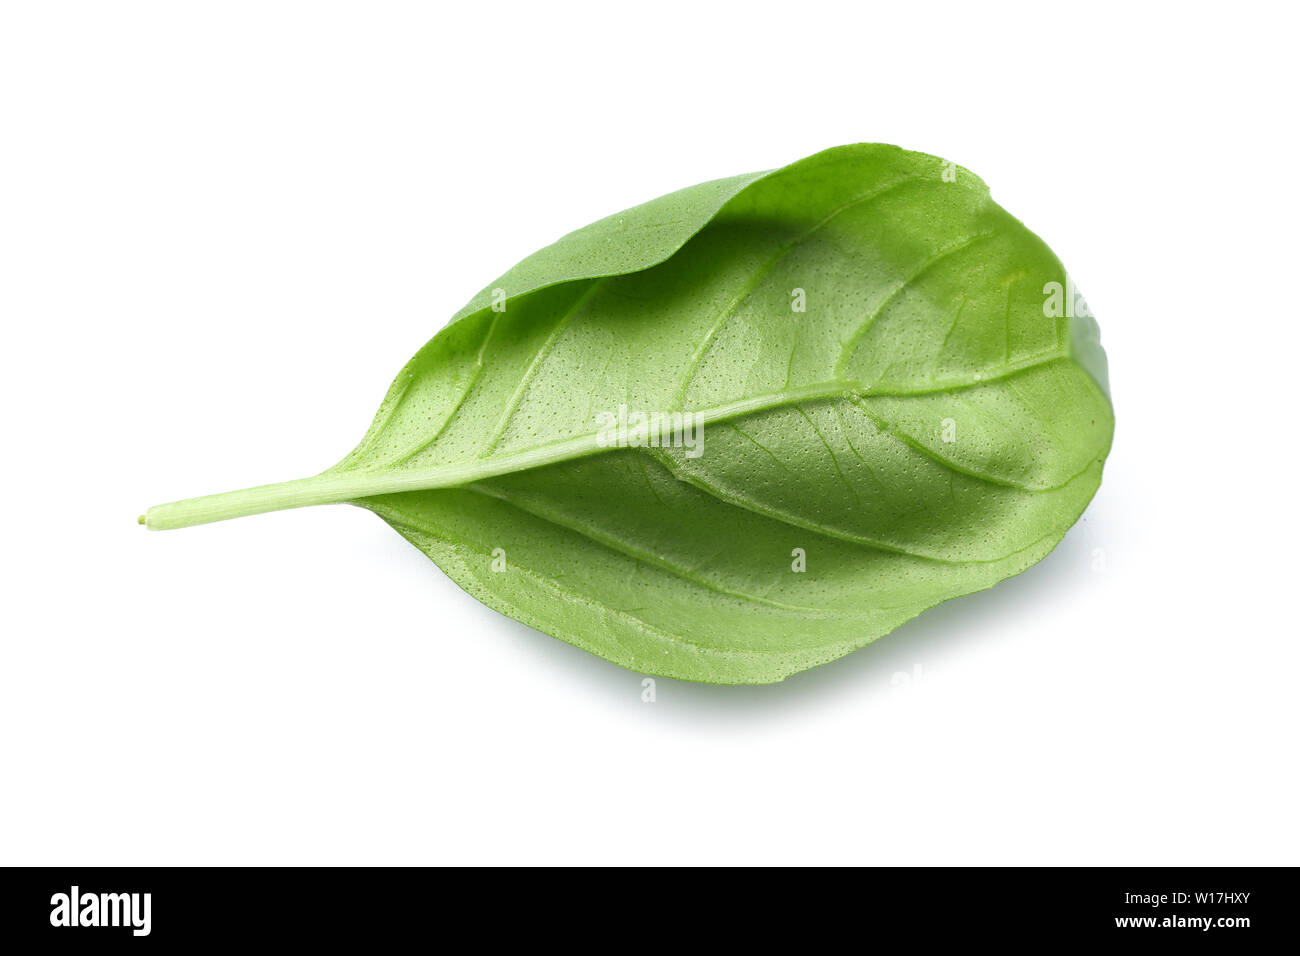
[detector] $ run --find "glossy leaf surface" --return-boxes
[144,144,1113,684]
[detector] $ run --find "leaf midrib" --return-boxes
[139,353,1079,531]
[349,351,1074,492]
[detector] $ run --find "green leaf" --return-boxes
[143,143,1114,685]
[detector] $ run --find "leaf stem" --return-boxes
[142,431,613,530]
[141,474,378,530]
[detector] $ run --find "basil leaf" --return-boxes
[143,144,1113,684]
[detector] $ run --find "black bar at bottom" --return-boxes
[0,866,1292,945]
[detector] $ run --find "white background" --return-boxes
[2,2,1296,866]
